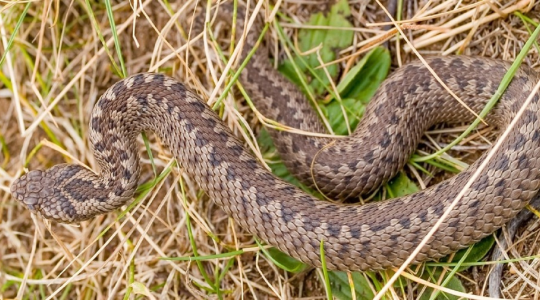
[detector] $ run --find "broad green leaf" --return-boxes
[418,269,466,300]
[323,97,366,135]
[329,271,376,300]
[386,171,420,199]
[323,47,390,135]
[336,47,391,101]
[450,235,495,272]
[279,0,354,95]
[265,248,308,273]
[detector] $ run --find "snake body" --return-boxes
[10,10,540,271]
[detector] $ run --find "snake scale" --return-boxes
[10,6,540,271]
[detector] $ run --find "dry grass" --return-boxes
[1,0,540,299]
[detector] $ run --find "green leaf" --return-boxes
[415,237,494,299]
[323,97,366,135]
[323,47,390,135]
[279,0,354,96]
[386,172,420,199]
[329,271,375,300]
[418,269,466,300]
[450,235,495,272]
[336,47,391,101]
[260,245,308,273]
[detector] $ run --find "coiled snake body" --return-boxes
[10,11,540,271]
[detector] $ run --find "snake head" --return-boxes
[11,169,54,213]
[10,165,85,223]
[11,164,134,223]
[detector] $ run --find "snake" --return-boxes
[10,6,540,271]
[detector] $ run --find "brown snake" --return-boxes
[10,8,540,271]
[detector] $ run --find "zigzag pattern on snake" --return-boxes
[10,6,540,271]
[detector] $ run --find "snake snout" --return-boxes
[10,170,52,211]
